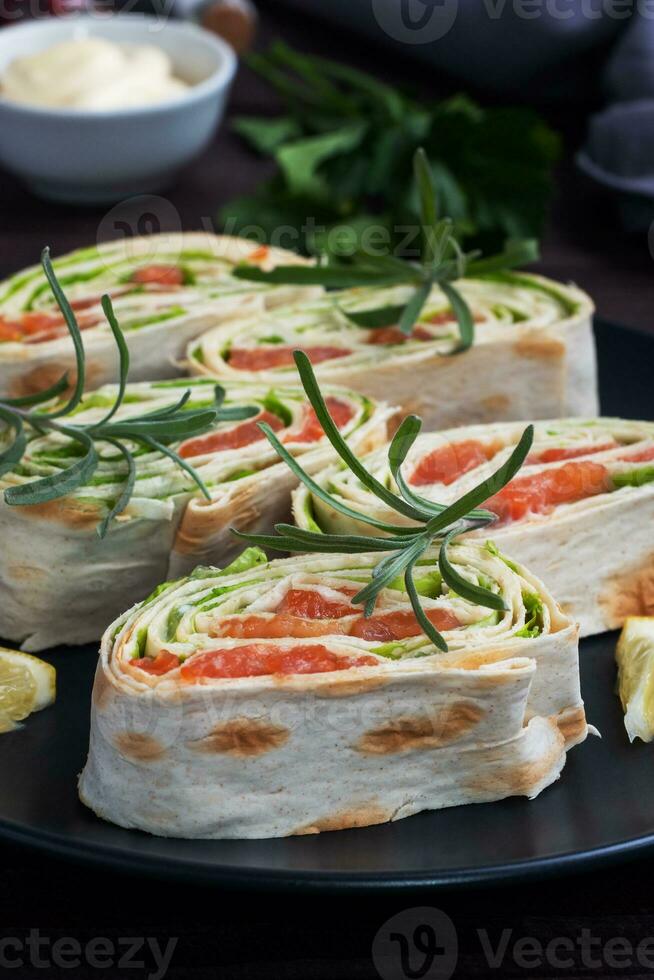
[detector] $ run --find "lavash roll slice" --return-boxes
[187,272,597,428]
[293,417,654,638]
[0,234,318,398]
[0,378,391,652]
[78,543,587,840]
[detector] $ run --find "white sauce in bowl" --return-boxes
[0,36,190,110]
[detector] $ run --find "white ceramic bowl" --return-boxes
[0,14,237,204]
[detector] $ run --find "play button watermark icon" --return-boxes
[372,0,459,44]
[372,907,458,980]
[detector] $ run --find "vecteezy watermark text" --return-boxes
[372,908,654,979]
[371,0,652,47]
[0,0,175,27]
[0,930,177,979]
[478,927,654,971]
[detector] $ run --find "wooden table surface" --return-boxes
[1,4,654,978]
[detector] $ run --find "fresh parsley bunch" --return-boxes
[222,42,560,255]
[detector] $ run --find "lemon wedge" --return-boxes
[0,646,56,734]
[616,617,654,742]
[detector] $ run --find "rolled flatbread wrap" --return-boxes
[79,544,587,840]
[187,272,597,428]
[0,234,318,397]
[0,378,391,651]
[294,417,654,637]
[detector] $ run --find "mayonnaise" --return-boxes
[0,37,190,111]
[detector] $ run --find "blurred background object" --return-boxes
[578,17,654,231]
[183,0,257,54]
[276,0,626,99]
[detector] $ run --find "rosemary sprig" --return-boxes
[232,147,539,348]
[233,350,533,652]
[0,248,258,537]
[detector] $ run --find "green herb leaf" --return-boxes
[277,124,367,198]
[216,404,261,423]
[138,436,211,501]
[39,247,86,419]
[91,294,130,427]
[398,280,432,336]
[353,535,429,616]
[4,426,98,506]
[341,304,406,329]
[404,559,448,651]
[466,239,540,277]
[233,263,410,289]
[137,390,193,420]
[97,438,136,539]
[0,408,27,479]
[232,116,303,155]
[387,414,445,516]
[439,529,508,611]
[440,282,475,351]
[256,420,422,534]
[414,148,439,266]
[3,373,70,408]
[232,524,408,554]
[292,351,431,521]
[100,409,219,442]
[422,425,534,537]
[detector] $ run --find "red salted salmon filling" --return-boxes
[215,588,358,640]
[527,442,618,464]
[278,587,358,619]
[178,399,355,458]
[216,588,460,641]
[131,651,181,675]
[227,346,351,371]
[427,310,458,325]
[246,245,270,264]
[485,461,610,524]
[283,398,354,443]
[180,644,379,679]
[133,588,461,677]
[348,608,461,641]
[68,293,124,312]
[619,445,654,464]
[0,311,103,344]
[410,440,502,487]
[178,411,284,457]
[211,613,349,640]
[427,310,483,325]
[367,325,433,345]
[366,310,482,345]
[130,264,185,286]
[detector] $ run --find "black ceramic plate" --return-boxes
[1,318,653,892]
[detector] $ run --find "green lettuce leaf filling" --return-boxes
[613,466,654,489]
[515,591,544,638]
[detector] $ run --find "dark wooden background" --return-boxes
[2,4,654,978]
[1,1,654,331]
